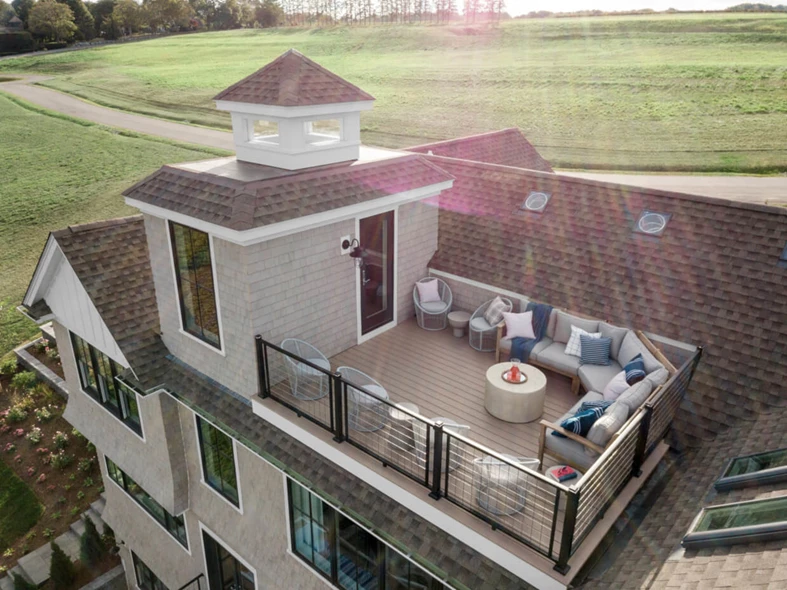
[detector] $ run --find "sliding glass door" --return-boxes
[203,531,255,590]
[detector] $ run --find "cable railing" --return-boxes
[255,335,702,573]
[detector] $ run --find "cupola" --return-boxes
[214,49,375,170]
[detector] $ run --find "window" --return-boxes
[521,191,551,213]
[304,119,341,146]
[133,553,169,590]
[169,222,221,349]
[202,530,255,590]
[715,448,787,491]
[635,210,671,236]
[106,457,188,549]
[287,480,448,590]
[250,120,279,145]
[70,333,142,436]
[683,496,787,549]
[197,417,239,507]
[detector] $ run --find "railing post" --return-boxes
[255,335,269,398]
[632,405,653,477]
[554,489,579,575]
[429,422,444,500]
[332,373,345,444]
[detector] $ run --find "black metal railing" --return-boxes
[255,335,702,573]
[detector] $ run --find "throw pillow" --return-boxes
[416,279,441,303]
[483,296,508,326]
[617,379,654,414]
[553,406,606,438]
[580,335,612,366]
[579,399,613,413]
[602,371,630,401]
[503,311,535,340]
[565,325,601,357]
[624,353,646,385]
[586,402,629,449]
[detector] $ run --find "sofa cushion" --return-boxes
[580,335,612,366]
[617,379,654,414]
[499,336,551,357]
[421,300,449,314]
[645,366,670,388]
[546,309,558,340]
[580,362,624,395]
[624,353,646,385]
[534,341,581,374]
[600,323,628,360]
[470,316,493,331]
[484,296,509,326]
[565,326,601,357]
[544,431,598,471]
[602,370,630,401]
[554,312,600,345]
[586,402,629,449]
[617,331,663,374]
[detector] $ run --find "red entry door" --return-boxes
[359,211,395,335]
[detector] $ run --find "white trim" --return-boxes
[193,413,244,515]
[105,463,192,555]
[126,182,452,248]
[23,235,59,306]
[214,99,374,118]
[252,398,563,590]
[198,521,258,590]
[166,221,226,356]
[356,207,399,345]
[428,269,531,304]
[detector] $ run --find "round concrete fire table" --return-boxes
[484,362,547,423]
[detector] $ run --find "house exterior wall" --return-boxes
[430,272,528,315]
[56,319,189,514]
[397,199,439,324]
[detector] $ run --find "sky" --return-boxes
[503,0,777,16]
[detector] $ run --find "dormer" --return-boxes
[214,49,375,170]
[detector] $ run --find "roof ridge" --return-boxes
[427,154,787,217]
[51,215,143,238]
[404,128,520,152]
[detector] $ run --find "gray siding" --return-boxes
[431,273,528,315]
[57,320,189,514]
[397,200,439,324]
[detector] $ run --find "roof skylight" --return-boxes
[715,447,787,491]
[522,191,551,213]
[636,211,670,236]
[682,496,787,549]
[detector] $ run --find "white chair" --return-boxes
[469,297,513,352]
[473,455,539,516]
[412,278,452,331]
[280,339,330,401]
[337,366,390,432]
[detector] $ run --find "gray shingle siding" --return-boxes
[433,274,527,315]
[397,200,440,324]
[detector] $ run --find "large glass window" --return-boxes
[287,480,448,590]
[197,417,239,507]
[133,553,169,590]
[169,222,221,349]
[105,457,188,549]
[716,448,787,491]
[203,531,255,590]
[683,497,787,549]
[70,333,142,436]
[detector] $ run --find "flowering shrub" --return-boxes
[46,484,56,492]
[4,442,15,453]
[35,406,55,423]
[78,457,95,473]
[45,346,60,361]
[0,424,9,434]
[26,427,42,445]
[14,454,22,464]
[14,428,25,437]
[33,339,48,354]
[6,404,28,423]
[37,473,47,484]
[49,450,74,470]
[27,466,36,477]
[52,431,69,450]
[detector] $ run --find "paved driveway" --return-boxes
[2,77,785,206]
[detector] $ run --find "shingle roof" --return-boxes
[407,128,554,173]
[123,155,453,231]
[426,156,787,444]
[213,49,374,107]
[581,405,787,589]
[50,216,167,372]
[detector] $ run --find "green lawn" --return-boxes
[0,456,42,551]
[2,14,787,172]
[0,93,230,357]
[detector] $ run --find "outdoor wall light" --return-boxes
[343,238,364,267]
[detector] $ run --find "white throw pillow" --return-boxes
[502,311,535,340]
[416,279,441,303]
[603,371,630,401]
[565,325,601,357]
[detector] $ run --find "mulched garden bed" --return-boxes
[27,339,65,380]
[0,350,103,573]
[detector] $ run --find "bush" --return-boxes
[43,41,68,50]
[26,427,43,445]
[102,523,116,548]
[77,457,94,473]
[35,406,55,423]
[0,356,17,375]
[49,450,74,470]
[80,516,105,566]
[6,404,28,423]
[11,372,37,391]
[12,573,37,590]
[52,431,69,450]
[49,541,76,589]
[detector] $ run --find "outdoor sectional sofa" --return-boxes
[496,306,673,471]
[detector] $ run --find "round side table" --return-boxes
[447,311,471,338]
[484,362,547,423]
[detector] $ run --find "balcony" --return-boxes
[253,318,701,584]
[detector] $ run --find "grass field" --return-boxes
[0,455,42,552]
[2,14,787,172]
[0,93,230,357]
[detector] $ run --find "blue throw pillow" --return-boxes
[552,406,606,438]
[624,353,646,385]
[579,400,613,413]
[580,335,612,366]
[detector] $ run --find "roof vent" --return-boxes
[636,211,670,236]
[522,191,551,213]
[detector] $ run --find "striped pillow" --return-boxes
[553,406,606,438]
[565,326,601,357]
[579,400,613,413]
[580,335,612,366]
[624,353,646,385]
